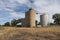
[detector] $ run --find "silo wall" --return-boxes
[40,14,48,27]
[25,8,36,27]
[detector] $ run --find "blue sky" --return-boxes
[0,0,60,25]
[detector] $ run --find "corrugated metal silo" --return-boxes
[40,14,48,27]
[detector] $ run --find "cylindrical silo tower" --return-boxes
[25,8,36,27]
[40,14,48,27]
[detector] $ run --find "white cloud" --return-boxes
[0,0,60,23]
[9,12,25,18]
[31,0,60,23]
[16,0,28,4]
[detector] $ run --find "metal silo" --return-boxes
[40,14,48,27]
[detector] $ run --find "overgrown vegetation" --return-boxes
[0,26,60,40]
[53,14,60,25]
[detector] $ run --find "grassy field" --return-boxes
[0,26,60,40]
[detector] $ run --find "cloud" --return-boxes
[0,0,60,24]
[16,0,28,4]
[9,12,25,18]
[31,0,60,23]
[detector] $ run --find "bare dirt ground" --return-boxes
[0,26,60,40]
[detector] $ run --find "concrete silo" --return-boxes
[25,8,36,27]
[40,14,48,27]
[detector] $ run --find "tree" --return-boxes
[35,20,38,26]
[0,25,1,27]
[11,19,17,26]
[11,19,21,26]
[52,14,60,25]
[38,22,41,25]
[4,22,10,26]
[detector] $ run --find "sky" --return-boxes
[0,0,60,25]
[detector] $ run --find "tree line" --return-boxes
[1,13,60,26]
[3,19,21,26]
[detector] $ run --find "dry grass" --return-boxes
[0,26,60,40]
